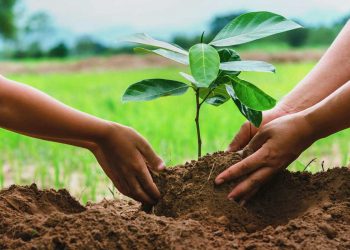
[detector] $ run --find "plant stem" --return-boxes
[195,89,202,158]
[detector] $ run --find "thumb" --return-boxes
[247,129,270,153]
[137,138,165,171]
[227,122,254,152]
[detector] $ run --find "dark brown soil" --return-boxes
[1,151,349,249]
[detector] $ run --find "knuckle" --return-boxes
[133,189,144,198]
[243,121,250,129]
[239,161,250,173]
[225,168,235,178]
[130,162,144,172]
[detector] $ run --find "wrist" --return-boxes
[261,103,292,126]
[274,101,296,115]
[85,120,120,152]
[295,111,319,144]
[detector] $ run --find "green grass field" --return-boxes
[1,63,349,202]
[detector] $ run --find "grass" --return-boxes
[1,62,349,202]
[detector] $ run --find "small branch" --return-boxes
[200,31,205,43]
[199,88,214,106]
[303,158,317,172]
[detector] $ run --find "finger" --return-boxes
[227,167,275,201]
[128,175,156,205]
[136,167,161,201]
[215,148,266,185]
[137,137,165,171]
[111,175,130,197]
[239,187,259,206]
[247,129,270,152]
[227,122,252,152]
[94,153,130,196]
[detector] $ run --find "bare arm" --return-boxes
[0,75,109,148]
[228,22,350,151]
[0,75,165,205]
[216,80,350,203]
[279,21,350,112]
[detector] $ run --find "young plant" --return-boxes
[121,11,302,158]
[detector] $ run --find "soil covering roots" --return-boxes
[0,151,349,249]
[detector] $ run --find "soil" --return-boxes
[0,151,349,250]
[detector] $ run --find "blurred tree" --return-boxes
[27,41,44,58]
[285,20,309,47]
[172,35,202,50]
[209,11,246,37]
[48,42,69,58]
[24,12,54,37]
[336,14,350,26]
[306,26,340,46]
[0,0,19,40]
[23,12,54,55]
[75,36,108,56]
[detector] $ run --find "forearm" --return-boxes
[278,22,350,113]
[0,75,111,150]
[303,80,350,140]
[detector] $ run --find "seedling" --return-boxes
[122,11,302,158]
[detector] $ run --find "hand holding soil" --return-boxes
[91,123,165,204]
[217,21,350,202]
[216,113,316,203]
[0,75,164,205]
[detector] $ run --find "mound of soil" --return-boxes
[1,151,349,249]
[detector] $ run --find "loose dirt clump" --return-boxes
[1,151,349,249]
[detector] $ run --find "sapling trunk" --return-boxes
[194,32,206,158]
[195,89,202,158]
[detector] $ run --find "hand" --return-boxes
[227,105,292,152]
[90,123,165,205]
[216,113,315,204]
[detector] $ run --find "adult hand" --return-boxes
[227,105,293,152]
[91,123,165,205]
[216,113,315,204]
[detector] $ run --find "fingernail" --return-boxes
[158,162,165,170]
[228,196,237,202]
[215,178,224,185]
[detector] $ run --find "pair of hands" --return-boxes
[92,106,316,205]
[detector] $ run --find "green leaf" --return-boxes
[218,48,241,76]
[122,79,189,102]
[134,47,189,65]
[122,33,188,55]
[199,85,230,106]
[210,11,302,47]
[209,74,231,88]
[179,72,197,84]
[189,43,220,88]
[218,48,241,62]
[229,76,276,111]
[220,61,276,73]
[225,84,262,127]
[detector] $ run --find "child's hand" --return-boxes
[91,123,165,205]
